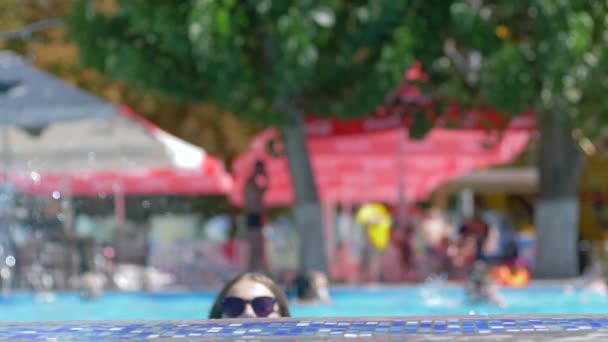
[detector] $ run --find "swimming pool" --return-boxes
[0,285,605,321]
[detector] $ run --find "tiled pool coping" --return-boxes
[1,316,608,340]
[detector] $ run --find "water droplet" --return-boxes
[29,172,41,184]
[5,255,15,267]
[142,200,151,209]
[52,191,61,200]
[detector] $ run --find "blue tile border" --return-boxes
[0,316,606,340]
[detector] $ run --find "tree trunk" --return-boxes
[534,109,585,278]
[280,107,328,274]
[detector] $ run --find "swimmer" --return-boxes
[584,278,608,296]
[79,272,106,301]
[309,271,331,303]
[208,272,290,319]
[580,262,608,299]
[466,261,506,307]
[294,271,331,304]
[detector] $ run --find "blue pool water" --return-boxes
[0,286,606,321]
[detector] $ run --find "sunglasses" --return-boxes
[221,296,276,318]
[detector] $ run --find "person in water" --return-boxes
[208,272,290,319]
[293,271,331,304]
[582,262,607,296]
[466,261,506,307]
[79,271,105,301]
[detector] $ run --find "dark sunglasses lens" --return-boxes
[221,297,246,317]
[251,297,276,317]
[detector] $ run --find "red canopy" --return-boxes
[231,62,535,207]
[8,166,231,197]
[304,109,535,138]
[231,122,532,207]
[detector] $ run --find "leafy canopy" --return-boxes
[68,0,442,125]
[422,0,608,139]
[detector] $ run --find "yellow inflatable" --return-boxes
[356,203,392,251]
[492,266,530,287]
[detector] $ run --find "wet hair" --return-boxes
[294,271,329,301]
[294,273,314,300]
[208,272,291,319]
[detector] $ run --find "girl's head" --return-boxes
[295,271,331,302]
[208,272,290,319]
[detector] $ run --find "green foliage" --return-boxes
[480,43,536,114]
[68,1,608,138]
[421,0,608,139]
[409,110,433,139]
[68,1,206,103]
[68,0,421,125]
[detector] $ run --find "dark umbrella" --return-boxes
[0,51,114,128]
[0,52,187,176]
[0,51,117,177]
[0,51,116,290]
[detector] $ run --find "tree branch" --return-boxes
[0,17,64,41]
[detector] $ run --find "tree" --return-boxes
[397,1,608,277]
[68,1,422,273]
[0,0,255,164]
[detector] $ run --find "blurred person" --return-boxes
[452,211,491,280]
[28,262,55,302]
[581,262,607,296]
[244,160,269,273]
[390,222,415,281]
[421,207,450,249]
[293,271,331,304]
[584,278,607,296]
[466,261,506,307]
[35,199,66,242]
[208,272,290,319]
[579,268,607,304]
[458,212,490,262]
[434,236,453,275]
[329,241,358,283]
[449,235,477,280]
[79,271,106,301]
[360,229,382,283]
[500,239,527,269]
[420,207,451,275]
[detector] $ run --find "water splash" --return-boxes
[419,273,448,307]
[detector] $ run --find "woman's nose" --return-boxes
[240,303,256,318]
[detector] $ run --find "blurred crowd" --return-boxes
[328,202,532,286]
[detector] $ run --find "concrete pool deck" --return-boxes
[0,315,607,341]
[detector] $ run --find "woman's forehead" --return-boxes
[226,279,275,299]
